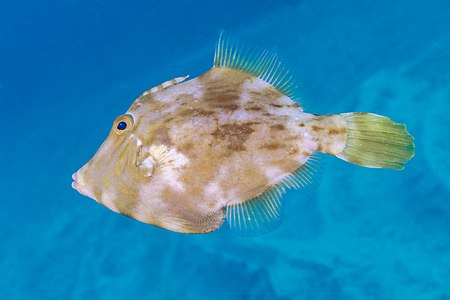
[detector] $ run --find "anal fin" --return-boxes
[226,186,284,237]
[226,154,323,236]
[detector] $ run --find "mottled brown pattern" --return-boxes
[113,188,140,217]
[214,103,239,111]
[92,185,103,203]
[306,115,348,155]
[160,187,215,229]
[180,142,194,152]
[175,93,198,104]
[242,121,262,126]
[197,109,216,116]
[153,127,173,146]
[311,125,324,132]
[199,68,248,108]
[212,123,255,152]
[247,106,262,111]
[329,128,347,135]
[218,163,269,200]
[251,86,285,102]
[271,124,286,130]
[176,107,217,118]
[73,68,351,234]
[262,143,285,150]
[270,104,283,108]
[209,91,240,104]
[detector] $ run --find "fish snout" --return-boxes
[71,168,93,199]
[71,171,79,190]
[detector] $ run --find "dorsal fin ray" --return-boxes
[225,153,323,236]
[213,34,298,101]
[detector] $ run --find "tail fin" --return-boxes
[336,113,415,170]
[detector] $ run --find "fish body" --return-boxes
[72,37,414,235]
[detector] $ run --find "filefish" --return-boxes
[72,36,415,236]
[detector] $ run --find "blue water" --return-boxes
[1,0,449,299]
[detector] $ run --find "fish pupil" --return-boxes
[117,121,127,130]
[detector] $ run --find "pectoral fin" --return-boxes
[135,146,155,177]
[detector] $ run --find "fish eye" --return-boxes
[117,121,127,130]
[113,114,134,135]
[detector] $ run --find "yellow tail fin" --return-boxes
[336,113,415,170]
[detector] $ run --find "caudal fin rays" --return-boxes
[336,113,415,170]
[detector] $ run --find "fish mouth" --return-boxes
[71,172,79,190]
[71,170,95,200]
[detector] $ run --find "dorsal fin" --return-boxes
[213,34,297,101]
[225,153,323,236]
[142,75,189,96]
